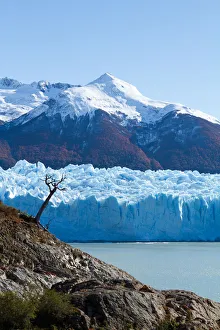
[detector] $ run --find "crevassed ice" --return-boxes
[0,160,220,242]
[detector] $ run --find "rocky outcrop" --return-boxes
[53,280,220,330]
[0,202,139,296]
[1,202,220,329]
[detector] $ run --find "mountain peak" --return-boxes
[88,72,116,85]
[0,77,23,89]
[36,80,51,92]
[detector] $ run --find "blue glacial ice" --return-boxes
[0,160,220,242]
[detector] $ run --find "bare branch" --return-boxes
[43,174,66,192]
[45,217,55,230]
[57,187,66,191]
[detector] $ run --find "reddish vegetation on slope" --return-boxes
[0,110,219,173]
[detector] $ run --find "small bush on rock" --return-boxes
[0,289,79,330]
[157,318,179,330]
[34,289,78,329]
[0,291,36,329]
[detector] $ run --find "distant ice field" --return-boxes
[0,160,220,241]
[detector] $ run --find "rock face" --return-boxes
[1,202,220,329]
[54,280,220,330]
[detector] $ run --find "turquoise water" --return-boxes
[70,242,220,302]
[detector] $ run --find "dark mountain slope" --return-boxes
[0,110,161,170]
[0,108,220,172]
[131,112,220,173]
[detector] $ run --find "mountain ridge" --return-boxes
[1,73,219,125]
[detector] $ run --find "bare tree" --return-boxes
[35,174,66,225]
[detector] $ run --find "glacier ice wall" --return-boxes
[0,160,220,242]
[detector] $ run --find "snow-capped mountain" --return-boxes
[0,73,220,172]
[2,73,219,125]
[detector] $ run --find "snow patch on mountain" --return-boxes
[1,160,220,241]
[88,73,220,124]
[0,78,74,122]
[7,73,220,125]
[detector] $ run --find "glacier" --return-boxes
[0,160,220,242]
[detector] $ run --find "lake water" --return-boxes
[70,242,220,302]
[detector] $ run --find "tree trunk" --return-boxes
[35,189,56,225]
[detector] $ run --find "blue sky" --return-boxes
[1,0,220,118]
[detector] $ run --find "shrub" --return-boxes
[157,318,179,330]
[34,289,78,329]
[0,291,36,329]
[0,289,79,330]
[19,211,36,223]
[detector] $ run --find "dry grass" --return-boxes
[0,200,36,224]
[0,200,21,222]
